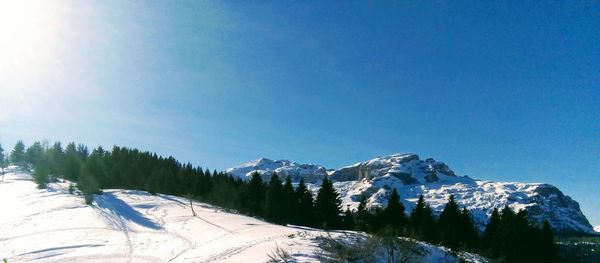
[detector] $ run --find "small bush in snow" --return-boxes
[267,244,294,263]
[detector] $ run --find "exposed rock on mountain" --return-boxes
[227,153,596,234]
[225,158,327,183]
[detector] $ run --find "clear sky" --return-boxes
[0,1,598,225]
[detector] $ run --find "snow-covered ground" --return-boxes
[0,170,485,263]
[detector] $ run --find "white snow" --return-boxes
[595,225,600,233]
[0,169,484,263]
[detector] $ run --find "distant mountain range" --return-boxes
[227,153,595,234]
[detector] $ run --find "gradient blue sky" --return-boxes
[0,1,599,225]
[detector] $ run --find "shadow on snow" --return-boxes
[94,192,162,230]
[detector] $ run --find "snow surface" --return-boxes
[0,169,485,263]
[227,154,595,234]
[595,225,600,233]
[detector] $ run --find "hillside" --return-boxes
[0,169,485,263]
[227,154,595,234]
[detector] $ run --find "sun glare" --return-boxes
[0,0,60,73]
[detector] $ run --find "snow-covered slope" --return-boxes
[0,170,484,263]
[228,153,595,234]
[595,225,600,233]
[225,158,328,183]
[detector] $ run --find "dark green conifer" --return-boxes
[314,177,342,229]
[355,195,369,231]
[382,188,407,234]
[282,176,296,224]
[245,172,265,216]
[10,140,25,165]
[437,195,462,250]
[264,173,285,223]
[295,177,315,227]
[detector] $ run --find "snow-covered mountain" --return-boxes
[227,153,595,234]
[226,158,328,183]
[0,169,486,263]
[595,225,600,233]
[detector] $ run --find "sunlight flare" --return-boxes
[0,0,62,72]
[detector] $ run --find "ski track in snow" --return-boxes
[197,234,288,263]
[92,202,134,263]
[144,205,195,262]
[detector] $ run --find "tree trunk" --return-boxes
[189,197,196,216]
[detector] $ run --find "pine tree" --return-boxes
[540,220,560,263]
[482,207,500,255]
[86,147,109,188]
[10,140,25,166]
[409,195,426,232]
[47,142,65,177]
[495,205,516,256]
[409,195,437,242]
[295,177,315,227]
[0,143,5,168]
[342,206,355,230]
[282,176,296,224]
[382,188,407,234]
[245,172,265,216]
[63,142,81,181]
[437,195,462,251]
[355,195,369,231]
[264,173,286,223]
[459,207,479,250]
[25,142,44,167]
[78,164,100,205]
[314,177,342,229]
[422,203,437,242]
[33,158,50,188]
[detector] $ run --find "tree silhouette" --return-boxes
[10,140,25,165]
[295,177,315,227]
[437,195,462,250]
[265,174,286,223]
[314,177,342,229]
[382,188,407,234]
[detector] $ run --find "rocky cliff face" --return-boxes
[330,153,454,183]
[225,158,327,183]
[227,153,596,234]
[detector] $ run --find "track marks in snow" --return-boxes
[193,213,235,234]
[142,202,196,262]
[198,234,289,263]
[18,244,105,256]
[0,227,111,242]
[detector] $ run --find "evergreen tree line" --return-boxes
[6,140,560,262]
[8,140,344,230]
[348,191,560,262]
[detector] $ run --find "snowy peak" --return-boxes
[227,153,596,234]
[330,153,457,184]
[595,225,600,233]
[226,157,327,183]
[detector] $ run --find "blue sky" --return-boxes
[0,1,599,225]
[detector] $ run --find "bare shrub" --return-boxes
[267,244,294,263]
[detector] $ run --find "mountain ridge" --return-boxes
[226,153,595,234]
